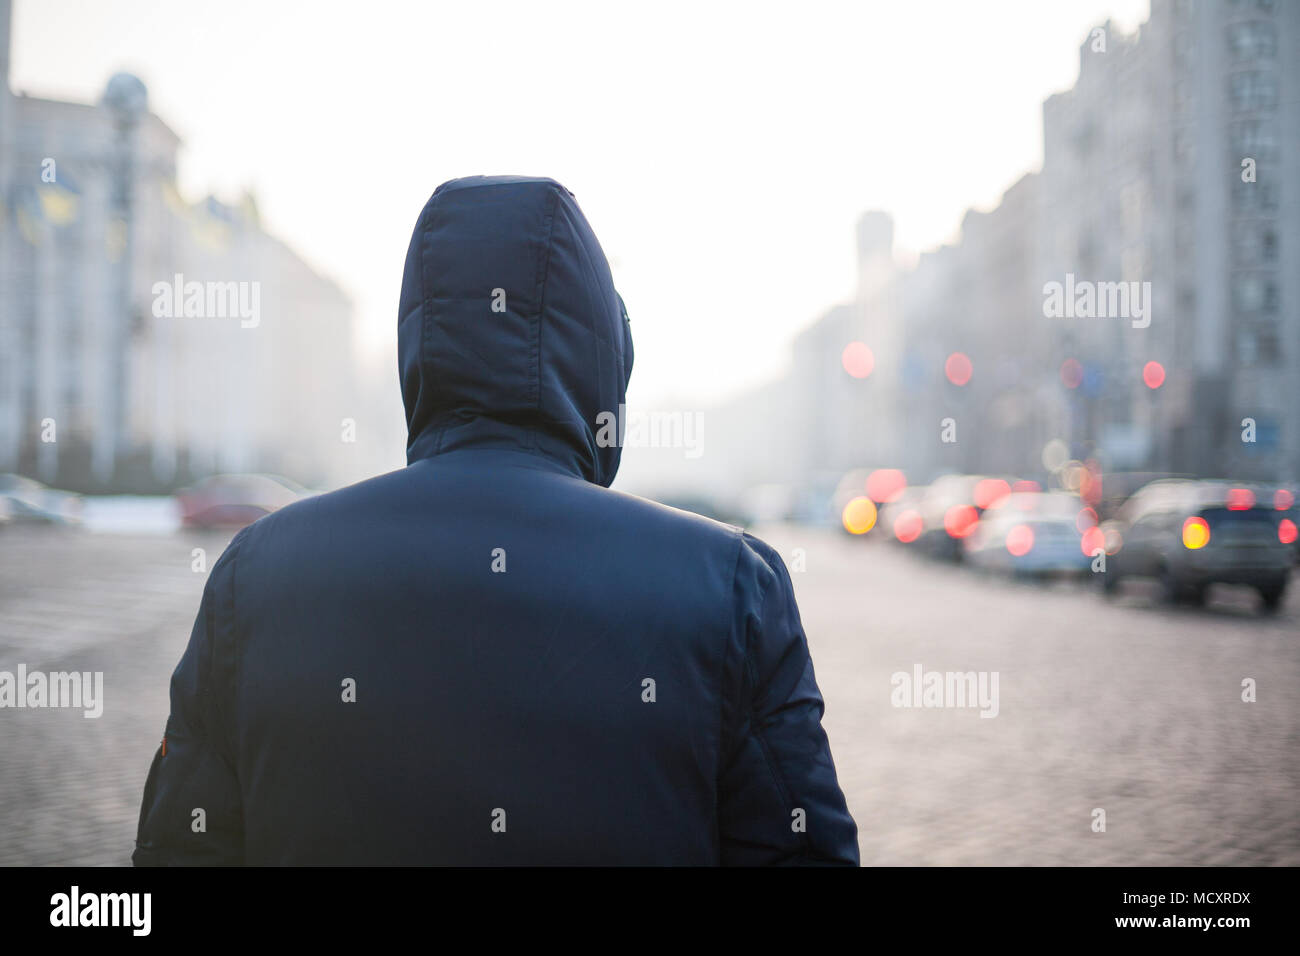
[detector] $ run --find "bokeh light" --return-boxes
[1274,489,1294,511]
[1226,487,1255,511]
[1081,525,1105,556]
[866,468,907,503]
[1142,361,1165,389]
[1079,463,1103,506]
[842,495,878,535]
[1182,516,1210,550]
[841,342,875,379]
[894,509,923,543]
[1006,524,1034,556]
[1041,439,1069,473]
[973,478,1011,510]
[944,504,979,539]
[1075,507,1098,532]
[944,352,973,386]
[1280,519,1298,545]
[1061,461,1085,492]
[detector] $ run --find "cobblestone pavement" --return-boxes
[1,523,1296,865]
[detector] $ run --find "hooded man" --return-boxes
[133,175,858,865]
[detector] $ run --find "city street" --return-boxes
[1,522,1297,866]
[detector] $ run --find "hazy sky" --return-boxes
[12,0,1148,408]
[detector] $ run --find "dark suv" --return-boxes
[1102,480,1292,612]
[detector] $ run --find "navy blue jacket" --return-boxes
[133,176,858,865]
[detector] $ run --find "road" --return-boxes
[1,522,1296,865]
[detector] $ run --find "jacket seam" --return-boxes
[417,205,448,458]
[744,546,815,859]
[531,187,559,422]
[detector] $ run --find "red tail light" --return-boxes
[1226,488,1255,511]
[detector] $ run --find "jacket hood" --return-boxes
[398,176,634,486]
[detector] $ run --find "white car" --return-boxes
[963,492,1094,575]
[0,474,84,526]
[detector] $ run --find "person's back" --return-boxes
[133,176,858,865]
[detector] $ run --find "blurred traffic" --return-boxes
[0,472,315,535]
[689,462,1300,617]
[174,473,313,529]
[6,462,1296,617]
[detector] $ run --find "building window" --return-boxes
[1233,178,1278,212]
[1232,120,1276,159]
[1232,223,1278,264]
[1229,71,1277,111]
[1235,323,1282,367]
[1232,273,1277,313]
[1227,22,1276,59]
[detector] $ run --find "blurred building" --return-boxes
[1037,0,1299,482]
[0,0,357,492]
[897,173,1049,481]
[784,213,903,485]
[737,0,1299,504]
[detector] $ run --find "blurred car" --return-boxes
[1091,471,1191,523]
[833,467,912,537]
[878,485,926,545]
[0,473,84,526]
[913,474,1016,561]
[1241,482,1299,566]
[176,474,310,529]
[963,491,1093,576]
[1103,479,1293,611]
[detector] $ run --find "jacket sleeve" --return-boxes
[718,532,859,865]
[133,532,245,866]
